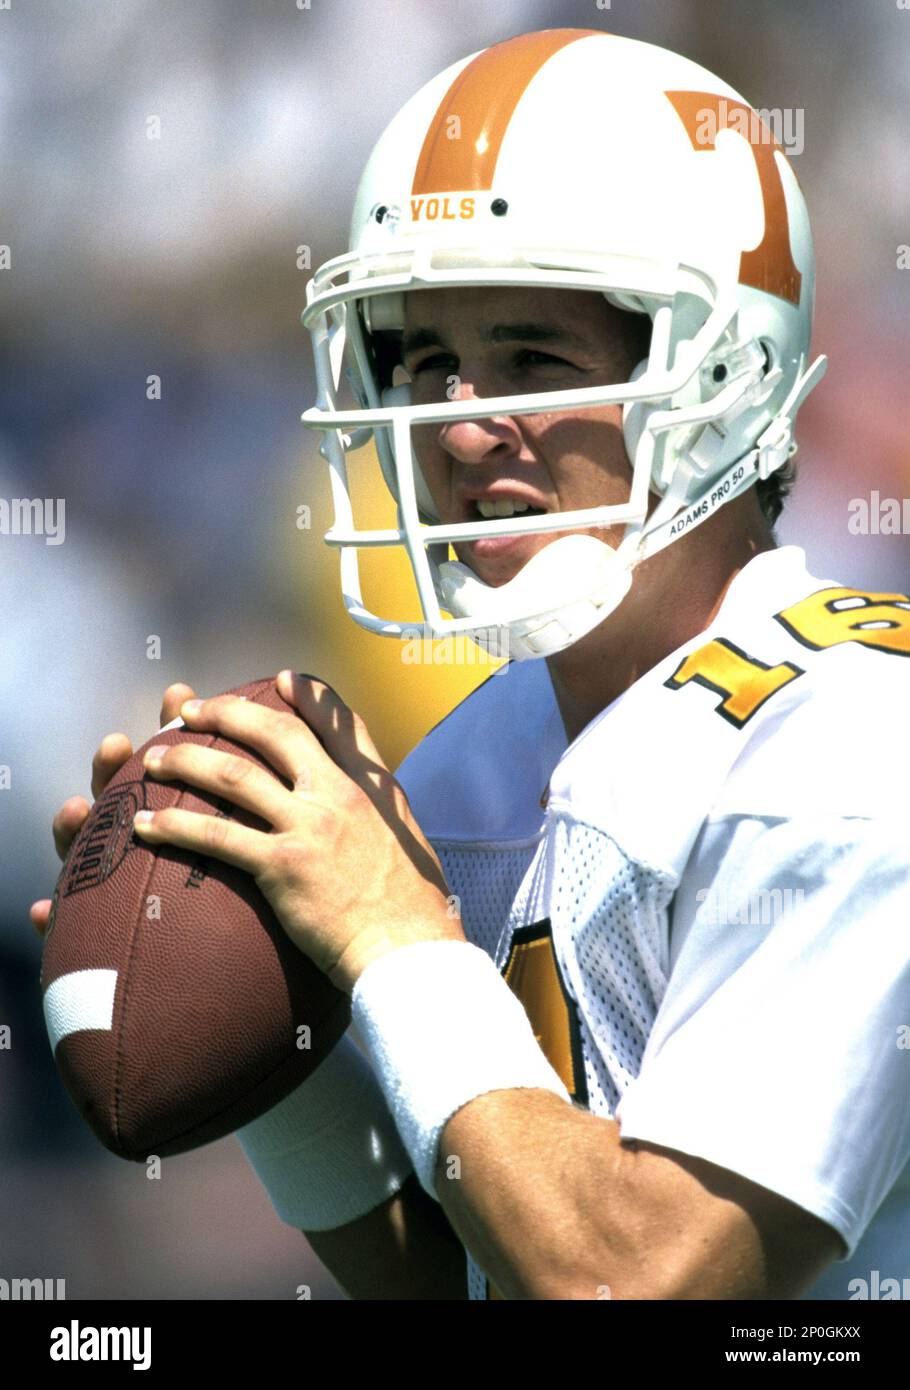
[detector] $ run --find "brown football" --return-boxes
[40,677,350,1160]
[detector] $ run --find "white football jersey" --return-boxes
[396,545,910,1300]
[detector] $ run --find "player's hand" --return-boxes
[28,681,199,938]
[131,671,465,993]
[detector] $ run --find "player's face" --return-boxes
[401,286,644,588]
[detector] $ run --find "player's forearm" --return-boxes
[434,1088,716,1299]
[304,1172,469,1299]
[434,1088,841,1300]
[434,1088,623,1299]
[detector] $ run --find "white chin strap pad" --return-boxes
[437,534,633,660]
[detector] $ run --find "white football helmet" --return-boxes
[301,27,826,661]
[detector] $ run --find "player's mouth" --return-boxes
[459,491,552,562]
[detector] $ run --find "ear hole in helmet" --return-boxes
[365,326,404,393]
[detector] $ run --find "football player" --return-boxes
[32,29,910,1299]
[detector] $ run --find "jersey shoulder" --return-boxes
[548,548,910,873]
[712,578,910,822]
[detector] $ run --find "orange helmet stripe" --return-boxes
[412,29,604,196]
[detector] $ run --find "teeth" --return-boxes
[476,499,531,518]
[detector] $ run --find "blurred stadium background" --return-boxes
[1,0,908,1298]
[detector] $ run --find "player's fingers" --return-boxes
[90,733,133,800]
[132,805,267,878]
[160,682,198,729]
[30,899,52,937]
[52,795,92,862]
[179,689,331,791]
[142,742,295,830]
[279,671,387,788]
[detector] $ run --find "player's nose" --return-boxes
[437,378,523,465]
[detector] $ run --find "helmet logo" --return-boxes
[665,90,802,307]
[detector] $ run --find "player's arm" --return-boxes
[422,815,910,1299]
[304,1172,468,1300]
[434,1091,842,1299]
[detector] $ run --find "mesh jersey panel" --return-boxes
[436,818,675,1301]
[437,843,540,967]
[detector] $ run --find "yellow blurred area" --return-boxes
[282,442,505,771]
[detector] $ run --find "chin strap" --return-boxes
[438,533,634,660]
[754,353,827,480]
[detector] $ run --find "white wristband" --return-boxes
[351,940,572,1198]
[234,1031,413,1232]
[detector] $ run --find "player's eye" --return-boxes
[408,353,457,375]
[514,349,578,370]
